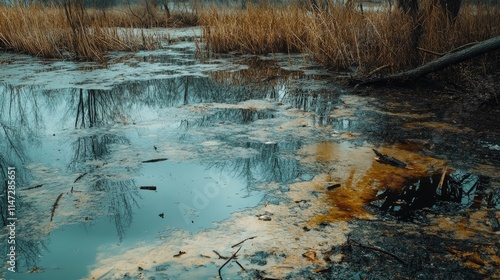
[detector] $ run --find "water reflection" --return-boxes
[0,65,333,277]
[0,49,356,279]
[212,141,301,185]
[0,84,49,273]
[374,171,499,220]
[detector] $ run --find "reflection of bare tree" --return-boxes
[68,86,141,239]
[69,134,129,171]
[0,84,47,271]
[73,88,128,128]
[284,90,340,127]
[94,179,139,242]
[210,141,302,190]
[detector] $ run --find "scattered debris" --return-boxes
[140,186,157,191]
[372,149,407,168]
[141,158,168,163]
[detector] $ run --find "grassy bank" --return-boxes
[0,3,198,62]
[201,1,500,74]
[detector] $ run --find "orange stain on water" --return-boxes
[305,142,448,225]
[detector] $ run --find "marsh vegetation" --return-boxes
[1,0,499,71]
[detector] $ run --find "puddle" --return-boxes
[1,29,499,279]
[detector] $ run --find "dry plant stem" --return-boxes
[218,246,242,280]
[438,167,447,189]
[350,240,406,265]
[231,236,258,248]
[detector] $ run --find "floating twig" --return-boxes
[74,173,87,183]
[350,240,406,265]
[234,260,245,271]
[372,149,407,168]
[218,247,242,280]
[50,193,64,222]
[141,158,168,163]
[438,167,448,189]
[231,236,258,248]
[173,251,186,257]
[213,250,228,259]
[23,184,43,191]
[326,183,341,190]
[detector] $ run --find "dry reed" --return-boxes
[201,1,500,73]
[0,2,197,62]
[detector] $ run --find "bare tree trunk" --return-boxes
[353,36,500,86]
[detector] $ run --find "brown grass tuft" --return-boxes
[0,2,198,62]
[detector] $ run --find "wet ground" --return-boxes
[1,27,499,280]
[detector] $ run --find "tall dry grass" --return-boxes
[201,1,500,74]
[0,2,197,62]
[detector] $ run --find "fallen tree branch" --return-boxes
[353,36,500,87]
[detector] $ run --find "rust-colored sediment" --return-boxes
[300,142,448,225]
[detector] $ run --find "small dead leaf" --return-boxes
[464,252,485,266]
[302,250,318,262]
[313,266,330,273]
